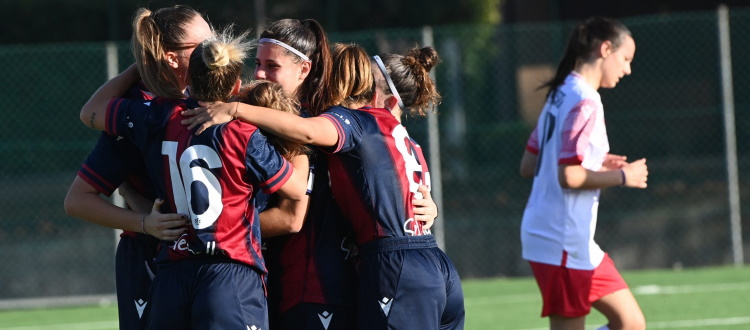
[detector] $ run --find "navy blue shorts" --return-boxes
[357,235,465,330]
[115,234,158,330]
[149,257,268,330]
[270,302,355,330]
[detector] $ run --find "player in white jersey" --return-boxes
[519,17,648,330]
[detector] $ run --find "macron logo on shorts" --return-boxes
[379,297,393,316]
[246,325,260,330]
[318,311,332,329]
[134,299,147,319]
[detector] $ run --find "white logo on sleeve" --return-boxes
[134,299,147,319]
[318,311,333,329]
[379,297,393,316]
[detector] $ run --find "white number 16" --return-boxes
[161,141,223,229]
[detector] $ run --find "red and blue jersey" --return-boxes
[264,149,357,313]
[319,106,432,245]
[77,82,155,238]
[104,96,293,274]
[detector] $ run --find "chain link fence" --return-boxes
[1,8,748,304]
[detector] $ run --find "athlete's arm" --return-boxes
[181,101,340,147]
[558,158,648,189]
[64,176,189,240]
[520,150,537,179]
[601,153,627,171]
[80,63,140,130]
[117,181,152,214]
[259,154,311,238]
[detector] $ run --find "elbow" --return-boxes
[79,109,89,127]
[80,105,95,129]
[63,192,78,218]
[287,218,304,234]
[557,170,573,188]
[286,197,309,234]
[558,169,584,189]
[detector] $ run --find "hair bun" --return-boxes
[404,46,439,73]
[204,42,230,69]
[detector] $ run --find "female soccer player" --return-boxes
[78,28,310,329]
[64,6,211,329]
[519,17,648,330]
[182,44,464,330]
[246,18,359,330]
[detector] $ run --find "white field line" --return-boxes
[516,316,750,330]
[0,321,118,330]
[465,281,750,307]
[631,281,750,295]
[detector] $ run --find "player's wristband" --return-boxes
[619,169,626,186]
[141,213,150,235]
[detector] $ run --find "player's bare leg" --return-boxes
[591,288,645,330]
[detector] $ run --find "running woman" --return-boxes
[182,44,464,330]
[519,17,648,330]
[79,28,310,329]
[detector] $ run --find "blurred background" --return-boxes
[1,0,749,308]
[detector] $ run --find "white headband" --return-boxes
[373,55,405,109]
[258,38,310,62]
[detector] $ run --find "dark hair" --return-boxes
[541,17,631,99]
[330,43,374,108]
[238,80,308,159]
[260,18,334,116]
[131,5,206,98]
[188,28,252,102]
[377,46,441,117]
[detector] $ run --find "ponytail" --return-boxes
[302,19,334,116]
[130,5,204,99]
[541,17,631,99]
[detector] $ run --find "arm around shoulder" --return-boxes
[80,64,140,130]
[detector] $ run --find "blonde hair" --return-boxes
[330,43,374,109]
[131,6,203,98]
[188,26,253,102]
[238,80,308,159]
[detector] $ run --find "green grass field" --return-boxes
[1,266,748,329]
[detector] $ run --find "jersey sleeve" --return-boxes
[559,99,599,165]
[319,106,363,153]
[526,126,539,154]
[77,133,142,196]
[105,97,171,149]
[244,129,294,195]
